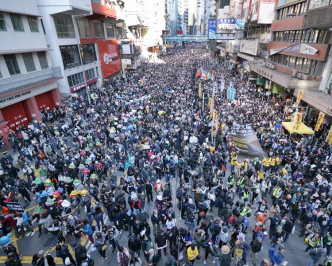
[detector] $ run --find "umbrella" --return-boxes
[90,174,98,180]
[45,198,54,206]
[70,190,79,197]
[73,179,82,186]
[85,158,92,164]
[79,189,89,196]
[88,142,94,147]
[69,163,76,169]
[96,141,102,147]
[34,178,42,185]
[78,164,85,169]
[53,191,61,198]
[64,176,73,184]
[33,207,44,215]
[85,147,91,152]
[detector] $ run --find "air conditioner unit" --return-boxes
[302,74,309,80]
[291,70,298,77]
[296,73,303,79]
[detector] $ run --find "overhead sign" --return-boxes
[5,202,24,212]
[165,35,208,42]
[314,112,325,131]
[230,124,264,155]
[97,39,122,79]
[209,19,236,40]
[240,39,259,56]
[218,18,245,30]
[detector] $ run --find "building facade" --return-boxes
[0,0,62,146]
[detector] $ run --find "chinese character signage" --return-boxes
[218,18,245,30]
[208,19,235,40]
[326,126,332,144]
[314,112,325,132]
[97,39,122,79]
[292,112,302,131]
[295,90,304,107]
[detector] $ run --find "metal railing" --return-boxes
[0,67,62,96]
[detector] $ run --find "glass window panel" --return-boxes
[28,16,39,32]
[22,53,36,72]
[93,21,104,38]
[4,54,20,75]
[77,19,91,38]
[0,13,6,31]
[37,52,49,69]
[79,44,96,64]
[60,45,80,69]
[10,14,24,31]
[54,16,75,38]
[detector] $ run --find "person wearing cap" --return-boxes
[213,244,236,266]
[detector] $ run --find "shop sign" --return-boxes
[97,39,122,78]
[218,18,245,30]
[70,83,85,93]
[240,39,259,56]
[121,59,132,65]
[87,78,98,86]
[324,71,332,95]
[0,90,31,104]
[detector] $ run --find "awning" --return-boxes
[272,83,285,94]
[282,122,314,134]
[257,78,266,85]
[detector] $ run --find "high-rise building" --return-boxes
[249,0,332,118]
[0,0,62,147]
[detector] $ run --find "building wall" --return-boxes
[271,16,304,31]
[0,0,39,16]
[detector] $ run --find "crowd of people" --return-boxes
[0,44,331,266]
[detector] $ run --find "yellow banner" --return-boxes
[199,82,203,98]
[295,90,304,107]
[214,111,219,123]
[292,112,302,131]
[314,112,325,132]
[214,121,220,137]
[326,126,332,144]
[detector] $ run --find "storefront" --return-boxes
[97,39,122,79]
[35,90,55,111]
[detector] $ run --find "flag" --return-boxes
[195,67,202,77]
[207,72,211,80]
[201,70,207,80]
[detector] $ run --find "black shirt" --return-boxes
[155,234,167,247]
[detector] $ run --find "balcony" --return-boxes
[0,68,62,96]
[91,0,116,18]
[42,0,92,15]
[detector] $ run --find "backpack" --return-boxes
[268,247,276,259]
[3,243,17,255]
[168,257,177,266]
[86,257,95,266]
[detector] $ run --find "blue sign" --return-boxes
[227,84,236,101]
[208,19,235,40]
[275,123,282,132]
[218,18,245,30]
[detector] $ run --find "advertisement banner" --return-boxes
[97,39,122,79]
[327,126,332,144]
[293,112,303,131]
[314,112,325,131]
[218,18,245,30]
[230,124,264,155]
[208,19,235,40]
[270,43,318,56]
[295,90,304,106]
[240,39,259,56]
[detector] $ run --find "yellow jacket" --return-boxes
[262,158,271,167]
[187,246,199,260]
[270,158,276,166]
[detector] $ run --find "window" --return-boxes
[93,21,104,38]
[0,13,6,31]
[41,19,46,34]
[28,16,39,32]
[67,72,84,88]
[295,58,303,70]
[294,30,301,42]
[60,45,80,69]
[22,53,36,72]
[54,16,75,38]
[288,56,296,68]
[92,0,103,4]
[302,58,311,72]
[310,60,317,75]
[4,54,20,75]
[316,30,326,44]
[10,14,24,31]
[77,19,91,38]
[79,44,96,64]
[86,68,96,80]
[37,52,49,69]
[105,21,115,38]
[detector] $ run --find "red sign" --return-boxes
[97,39,122,79]
[70,83,85,93]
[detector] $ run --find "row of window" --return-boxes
[309,0,331,9]
[270,54,317,74]
[60,44,97,69]
[277,2,307,20]
[3,52,48,76]
[272,29,327,44]
[67,68,96,88]
[0,12,39,32]
[55,16,116,39]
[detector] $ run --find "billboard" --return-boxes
[209,19,236,40]
[218,18,245,30]
[258,0,276,24]
[97,39,122,78]
[240,39,259,56]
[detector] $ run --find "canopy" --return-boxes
[282,122,314,135]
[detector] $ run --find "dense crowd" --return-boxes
[0,44,331,266]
